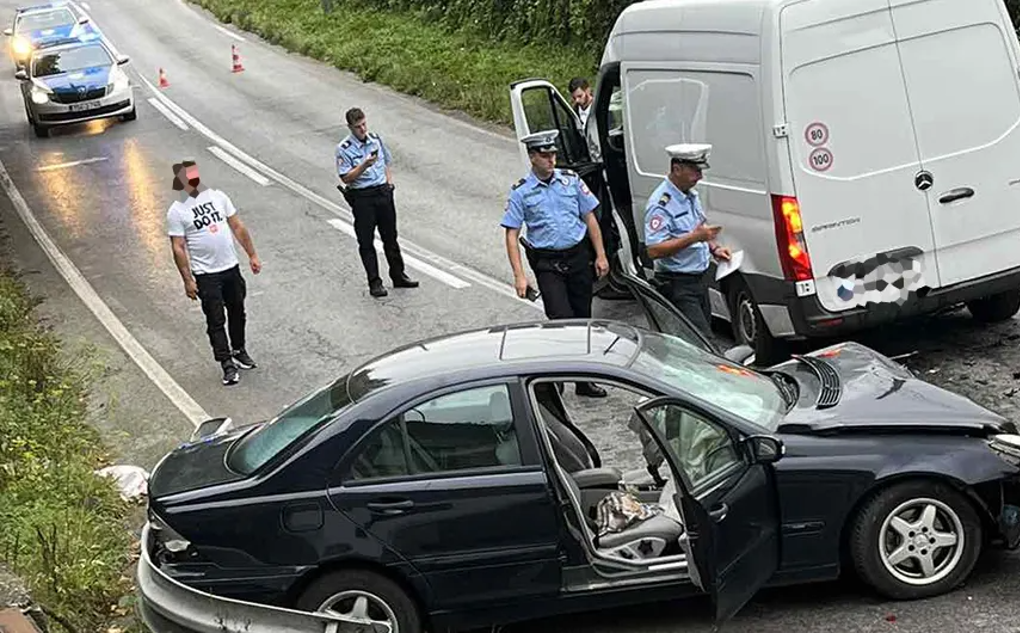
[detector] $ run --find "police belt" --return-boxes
[519,236,588,259]
[654,268,708,281]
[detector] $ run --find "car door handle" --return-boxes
[939,188,975,204]
[709,503,729,523]
[367,499,414,515]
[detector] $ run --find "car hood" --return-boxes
[38,65,111,92]
[148,422,261,499]
[770,342,1012,435]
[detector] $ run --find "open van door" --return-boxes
[632,397,783,624]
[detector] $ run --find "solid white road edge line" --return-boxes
[324,219,469,289]
[138,74,545,312]
[36,156,108,172]
[0,158,212,429]
[207,145,271,186]
[147,97,189,131]
[213,23,246,42]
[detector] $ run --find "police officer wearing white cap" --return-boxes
[643,143,732,337]
[502,129,610,398]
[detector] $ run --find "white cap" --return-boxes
[666,143,712,169]
[520,130,560,153]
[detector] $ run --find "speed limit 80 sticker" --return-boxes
[809,147,834,172]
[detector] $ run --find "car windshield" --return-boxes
[16,9,75,33]
[32,44,110,77]
[227,372,355,474]
[631,332,788,430]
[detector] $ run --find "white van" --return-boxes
[508,0,1020,365]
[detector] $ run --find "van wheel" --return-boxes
[728,279,788,367]
[295,569,422,632]
[966,290,1020,324]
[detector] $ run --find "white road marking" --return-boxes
[0,158,211,428]
[207,145,271,186]
[147,97,189,131]
[137,74,544,311]
[36,156,108,172]
[81,1,91,8]
[213,24,246,42]
[325,219,470,289]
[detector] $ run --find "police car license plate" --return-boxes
[69,100,102,112]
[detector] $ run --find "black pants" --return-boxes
[655,270,713,337]
[195,265,247,363]
[525,240,595,320]
[349,184,406,286]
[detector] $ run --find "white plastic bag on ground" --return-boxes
[95,465,149,501]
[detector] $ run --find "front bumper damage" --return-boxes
[988,434,1020,548]
[135,523,345,633]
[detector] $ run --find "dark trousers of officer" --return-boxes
[656,270,713,337]
[348,184,406,286]
[195,264,247,363]
[524,239,595,320]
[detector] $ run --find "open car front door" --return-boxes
[632,397,784,624]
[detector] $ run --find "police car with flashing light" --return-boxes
[4,1,101,71]
[16,36,136,138]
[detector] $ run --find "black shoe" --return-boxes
[221,360,240,386]
[232,349,257,370]
[392,274,419,289]
[370,282,388,297]
[575,382,607,398]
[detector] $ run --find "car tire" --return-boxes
[727,278,789,367]
[850,480,982,601]
[966,290,1020,324]
[294,569,422,632]
[33,123,49,138]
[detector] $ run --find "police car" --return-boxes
[3,1,100,71]
[15,36,135,138]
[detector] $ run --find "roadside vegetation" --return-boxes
[0,267,138,632]
[193,0,1020,128]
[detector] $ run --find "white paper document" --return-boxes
[715,250,744,282]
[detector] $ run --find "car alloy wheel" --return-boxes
[735,289,758,346]
[850,480,982,600]
[318,589,399,632]
[878,497,965,587]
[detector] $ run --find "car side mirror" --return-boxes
[78,16,90,24]
[724,344,756,367]
[3,28,12,37]
[117,55,129,65]
[745,434,784,464]
[190,416,234,442]
[14,70,28,81]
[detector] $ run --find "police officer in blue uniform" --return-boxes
[336,107,418,298]
[502,130,610,398]
[644,143,732,338]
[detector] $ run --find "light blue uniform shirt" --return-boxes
[500,168,600,250]
[335,132,391,190]
[643,178,710,274]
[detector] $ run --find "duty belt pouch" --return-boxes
[336,183,355,207]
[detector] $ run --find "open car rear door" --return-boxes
[632,397,783,624]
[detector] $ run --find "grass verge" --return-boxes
[190,0,597,125]
[0,267,139,632]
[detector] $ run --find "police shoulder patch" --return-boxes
[648,213,666,233]
[658,192,671,207]
[559,168,577,177]
[511,177,527,190]
[339,138,352,150]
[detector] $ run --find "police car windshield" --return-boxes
[16,9,75,33]
[32,44,111,77]
[226,372,355,475]
[631,332,787,430]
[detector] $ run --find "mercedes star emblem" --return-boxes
[915,171,934,191]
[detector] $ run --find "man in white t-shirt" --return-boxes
[168,160,262,386]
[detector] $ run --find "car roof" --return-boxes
[346,319,649,400]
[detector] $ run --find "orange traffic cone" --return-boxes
[231,45,244,73]
[158,67,170,88]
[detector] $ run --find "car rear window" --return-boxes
[32,44,110,77]
[227,373,355,474]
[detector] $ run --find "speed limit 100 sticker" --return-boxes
[809,147,834,172]
[805,122,829,147]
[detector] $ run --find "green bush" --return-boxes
[0,269,136,633]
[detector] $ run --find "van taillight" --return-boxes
[771,195,813,282]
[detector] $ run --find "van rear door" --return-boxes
[779,0,939,314]
[888,0,1020,288]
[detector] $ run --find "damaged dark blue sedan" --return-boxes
[136,272,1020,633]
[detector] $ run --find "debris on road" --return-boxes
[94,466,149,502]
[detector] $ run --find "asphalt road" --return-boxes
[0,0,1019,632]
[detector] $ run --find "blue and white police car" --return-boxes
[4,1,100,71]
[16,36,136,137]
